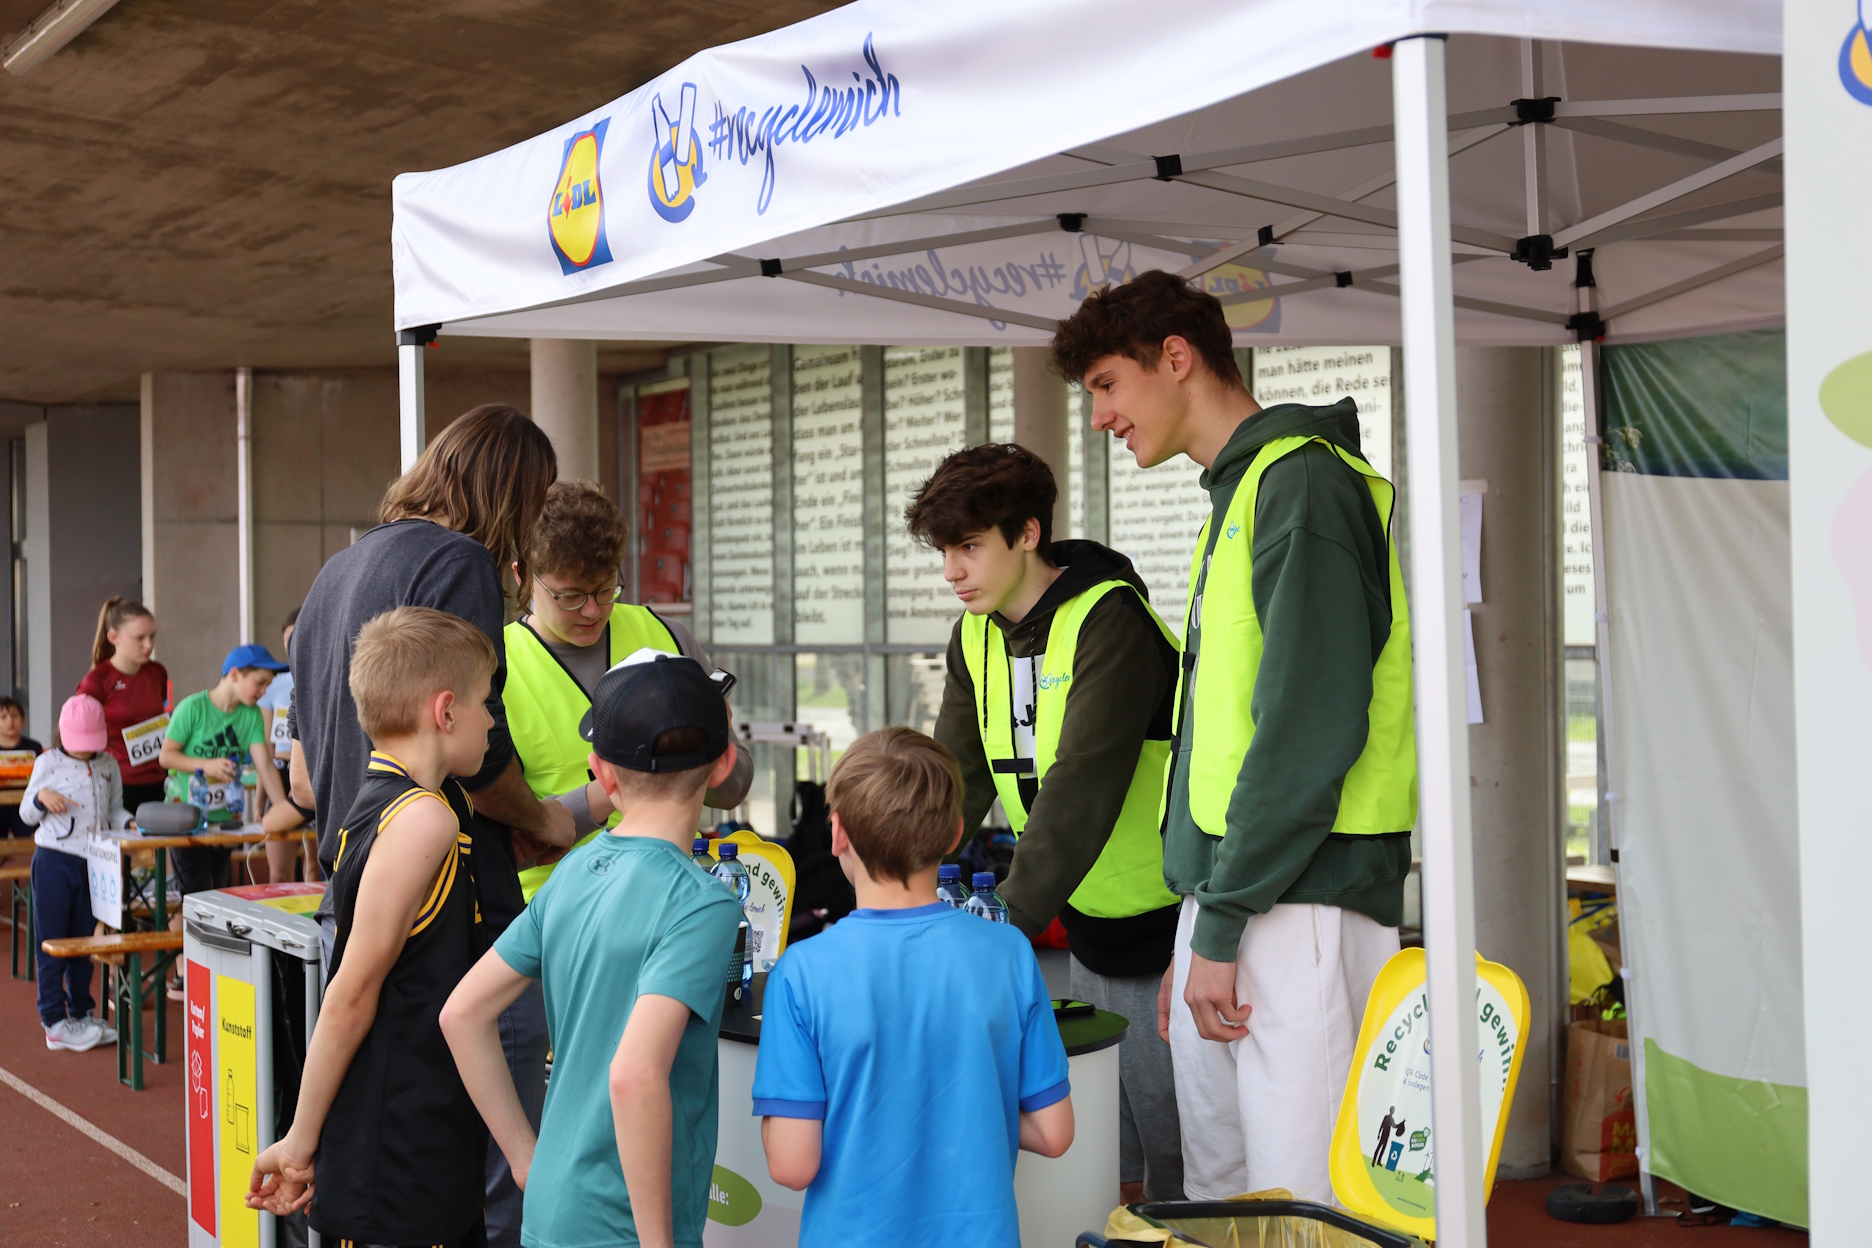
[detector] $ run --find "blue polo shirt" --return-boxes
[495,834,740,1248]
[752,903,1069,1248]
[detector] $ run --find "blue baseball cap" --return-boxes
[223,643,289,675]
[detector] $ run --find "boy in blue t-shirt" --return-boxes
[441,653,742,1248]
[755,727,1073,1248]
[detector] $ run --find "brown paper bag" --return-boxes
[1561,1019,1638,1181]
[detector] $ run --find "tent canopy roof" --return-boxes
[391,0,1783,349]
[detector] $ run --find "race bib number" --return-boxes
[122,715,169,768]
[270,705,290,753]
[197,782,234,817]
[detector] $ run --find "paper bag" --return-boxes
[1561,1018,1637,1181]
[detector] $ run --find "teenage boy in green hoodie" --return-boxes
[909,442,1185,1203]
[1052,271,1417,1205]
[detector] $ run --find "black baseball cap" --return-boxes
[579,650,731,773]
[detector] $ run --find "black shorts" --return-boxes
[169,846,232,896]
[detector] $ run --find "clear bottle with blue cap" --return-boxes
[936,863,969,908]
[711,842,755,992]
[963,871,1009,923]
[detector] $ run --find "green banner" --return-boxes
[1644,1039,1808,1227]
[1600,329,1787,480]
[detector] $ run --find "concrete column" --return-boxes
[143,372,240,698]
[1010,348,1069,535]
[531,338,599,481]
[1456,345,1561,1177]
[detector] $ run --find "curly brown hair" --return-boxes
[530,480,630,583]
[903,443,1057,562]
[1050,268,1245,390]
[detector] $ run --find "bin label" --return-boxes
[706,1164,762,1226]
[85,834,123,930]
[217,974,260,1248]
[186,960,215,1235]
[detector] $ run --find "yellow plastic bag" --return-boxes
[1103,1192,1386,1248]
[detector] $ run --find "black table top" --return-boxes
[720,972,1129,1057]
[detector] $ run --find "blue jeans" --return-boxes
[32,847,95,1027]
[485,981,548,1248]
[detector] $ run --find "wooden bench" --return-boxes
[42,930,183,1090]
[3,862,28,982]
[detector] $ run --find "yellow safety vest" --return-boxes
[506,604,681,900]
[961,580,1182,919]
[1172,435,1417,836]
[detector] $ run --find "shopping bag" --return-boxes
[1560,1019,1637,1181]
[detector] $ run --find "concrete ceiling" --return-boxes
[0,0,846,403]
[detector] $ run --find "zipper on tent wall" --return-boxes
[1576,256,1657,1217]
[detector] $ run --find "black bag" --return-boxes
[784,781,855,942]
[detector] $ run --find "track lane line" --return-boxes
[0,1060,187,1197]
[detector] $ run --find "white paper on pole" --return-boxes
[1459,492,1483,604]
[1463,608,1483,725]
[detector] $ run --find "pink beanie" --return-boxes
[59,694,107,753]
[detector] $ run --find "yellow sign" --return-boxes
[1328,948,1529,1242]
[257,894,321,914]
[216,975,260,1248]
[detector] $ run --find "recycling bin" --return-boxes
[182,882,325,1248]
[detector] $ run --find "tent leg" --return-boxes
[397,327,433,473]
[1393,34,1488,1248]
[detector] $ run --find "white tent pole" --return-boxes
[397,328,431,473]
[1521,40,1549,237]
[1393,34,1488,1247]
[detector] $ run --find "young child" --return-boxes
[754,727,1074,1248]
[247,606,498,1247]
[21,695,128,1052]
[0,695,46,839]
[441,652,742,1248]
[159,643,294,897]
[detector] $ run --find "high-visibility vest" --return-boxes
[961,579,1182,919]
[506,604,681,900]
[1171,435,1417,837]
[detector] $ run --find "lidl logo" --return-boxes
[1843,2,1872,104]
[548,119,613,275]
[649,83,707,223]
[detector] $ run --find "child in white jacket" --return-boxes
[21,695,132,1052]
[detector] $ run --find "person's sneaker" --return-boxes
[77,1016,117,1048]
[43,1018,89,1051]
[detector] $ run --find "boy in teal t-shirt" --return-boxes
[442,653,741,1248]
[158,644,293,898]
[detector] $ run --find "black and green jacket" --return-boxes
[1164,398,1412,962]
[935,540,1181,977]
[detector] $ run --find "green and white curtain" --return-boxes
[1599,329,1806,1226]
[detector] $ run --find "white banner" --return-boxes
[1788,3,1872,1241]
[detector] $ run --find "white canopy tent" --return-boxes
[391,3,1787,1243]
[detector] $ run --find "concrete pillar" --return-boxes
[1456,346,1561,1178]
[143,372,240,698]
[20,404,142,741]
[1010,347,1069,535]
[531,338,599,480]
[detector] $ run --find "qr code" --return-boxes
[747,927,765,957]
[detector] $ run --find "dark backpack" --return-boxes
[784,781,855,943]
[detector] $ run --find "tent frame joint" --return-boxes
[1057,212,1086,232]
[759,258,784,277]
[397,323,440,347]
[1511,233,1567,271]
[1509,95,1561,125]
[1567,309,1606,341]
[1152,153,1183,181]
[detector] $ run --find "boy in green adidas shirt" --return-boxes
[159,643,294,899]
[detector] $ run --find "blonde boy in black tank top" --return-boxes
[248,606,501,1248]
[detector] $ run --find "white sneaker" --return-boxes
[78,1016,117,1048]
[43,1018,88,1051]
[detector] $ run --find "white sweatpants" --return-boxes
[1168,898,1398,1204]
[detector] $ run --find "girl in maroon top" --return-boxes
[75,598,170,810]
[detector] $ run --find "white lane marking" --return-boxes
[0,1060,187,1197]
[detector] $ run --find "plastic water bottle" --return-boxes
[692,837,712,863]
[936,863,969,908]
[224,755,245,823]
[964,871,1009,923]
[712,843,755,992]
[188,769,212,831]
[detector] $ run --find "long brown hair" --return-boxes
[93,597,153,667]
[378,405,557,600]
